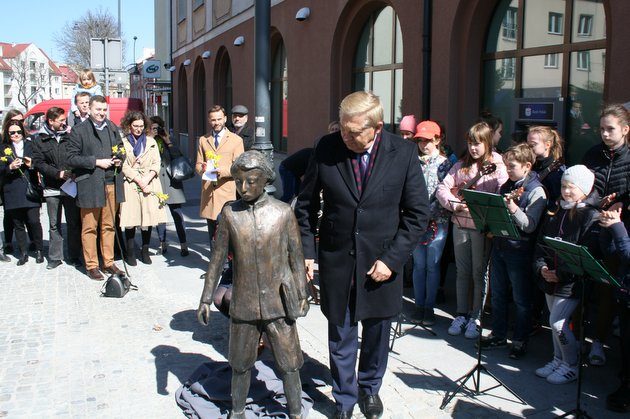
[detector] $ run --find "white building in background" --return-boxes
[0,42,62,114]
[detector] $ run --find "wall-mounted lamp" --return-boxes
[201,50,212,59]
[167,66,176,72]
[183,58,192,66]
[234,36,245,47]
[163,63,171,69]
[295,7,311,21]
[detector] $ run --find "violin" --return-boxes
[450,161,497,198]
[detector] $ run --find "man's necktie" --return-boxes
[359,152,369,183]
[214,132,219,149]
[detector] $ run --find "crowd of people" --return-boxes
[397,105,630,412]
[1,81,629,415]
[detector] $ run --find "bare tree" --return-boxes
[56,8,125,69]
[10,58,49,110]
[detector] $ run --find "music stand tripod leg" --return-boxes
[440,310,526,409]
[558,283,592,419]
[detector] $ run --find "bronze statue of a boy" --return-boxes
[197,151,309,419]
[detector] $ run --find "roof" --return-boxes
[0,42,61,75]
[58,65,78,84]
[0,42,30,58]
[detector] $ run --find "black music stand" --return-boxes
[542,237,620,419]
[441,190,525,409]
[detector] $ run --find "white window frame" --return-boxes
[577,14,593,37]
[576,51,590,71]
[544,53,559,68]
[548,12,563,35]
[501,58,515,80]
[502,7,517,41]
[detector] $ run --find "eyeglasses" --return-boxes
[9,130,22,135]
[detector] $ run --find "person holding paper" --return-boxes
[31,107,82,270]
[195,105,244,249]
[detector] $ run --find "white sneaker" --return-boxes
[535,358,562,378]
[546,362,578,384]
[448,316,467,336]
[464,318,480,339]
[588,341,606,366]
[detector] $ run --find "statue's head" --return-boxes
[231,151,275,202]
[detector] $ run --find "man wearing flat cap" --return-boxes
[230,105,254,151]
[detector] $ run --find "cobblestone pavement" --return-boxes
[0,176,627,418]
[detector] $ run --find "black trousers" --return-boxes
[7,207,43,256]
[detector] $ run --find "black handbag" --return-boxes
[167,156,195,181]
[23,175,43,202]
[101,273,138,298]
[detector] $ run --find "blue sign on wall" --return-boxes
[518,103,554,120]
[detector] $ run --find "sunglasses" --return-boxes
[9,130,22,135]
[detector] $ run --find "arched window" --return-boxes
[271,39,288,152]
[483,0,606,163]
[353,6,403,132]
[214,48,232,113]
[193,59,206,138]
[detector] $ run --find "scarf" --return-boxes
[127,132,146,157]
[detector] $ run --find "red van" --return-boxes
[24,97,143,133]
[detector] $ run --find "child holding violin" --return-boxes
[479,144,547,359]
[437,122,507,339]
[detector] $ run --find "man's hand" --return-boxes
[59,170,70,180]
[367,260,392,282]
[541,266,559,283]
[197,302,212,326]
[95,158,114,169]
[452,202,468,213]
[305,259,315,281]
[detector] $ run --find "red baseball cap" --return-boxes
[414,120,441,139]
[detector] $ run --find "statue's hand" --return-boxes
[197,302,212,326]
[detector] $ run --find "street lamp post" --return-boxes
[253,0,274,194]
[133,36,138,64]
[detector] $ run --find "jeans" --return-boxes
[490,247,533,342]
[155,204,187,243]
[452,225,490,319]
[412,222,448,310]
[45,195,81,261]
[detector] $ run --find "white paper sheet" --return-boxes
[201,160,218,181]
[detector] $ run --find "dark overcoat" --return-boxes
[0,140,41,210]
[295,130,429,325]
[65,119,125,208]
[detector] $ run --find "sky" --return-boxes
[0,0,155,65]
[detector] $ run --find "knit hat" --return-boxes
[414,120,441,139]
[562,165,595,195]
[399,115,417,133]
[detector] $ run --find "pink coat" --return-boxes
[436,151,508,229]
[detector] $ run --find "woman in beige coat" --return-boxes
[119,111,167,265]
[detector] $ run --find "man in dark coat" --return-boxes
[295,91,429,418]
[66,95,126,281]
[230,105,254,151]
[31,106,82,269]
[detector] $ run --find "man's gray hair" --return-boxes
[230,150,276,183]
